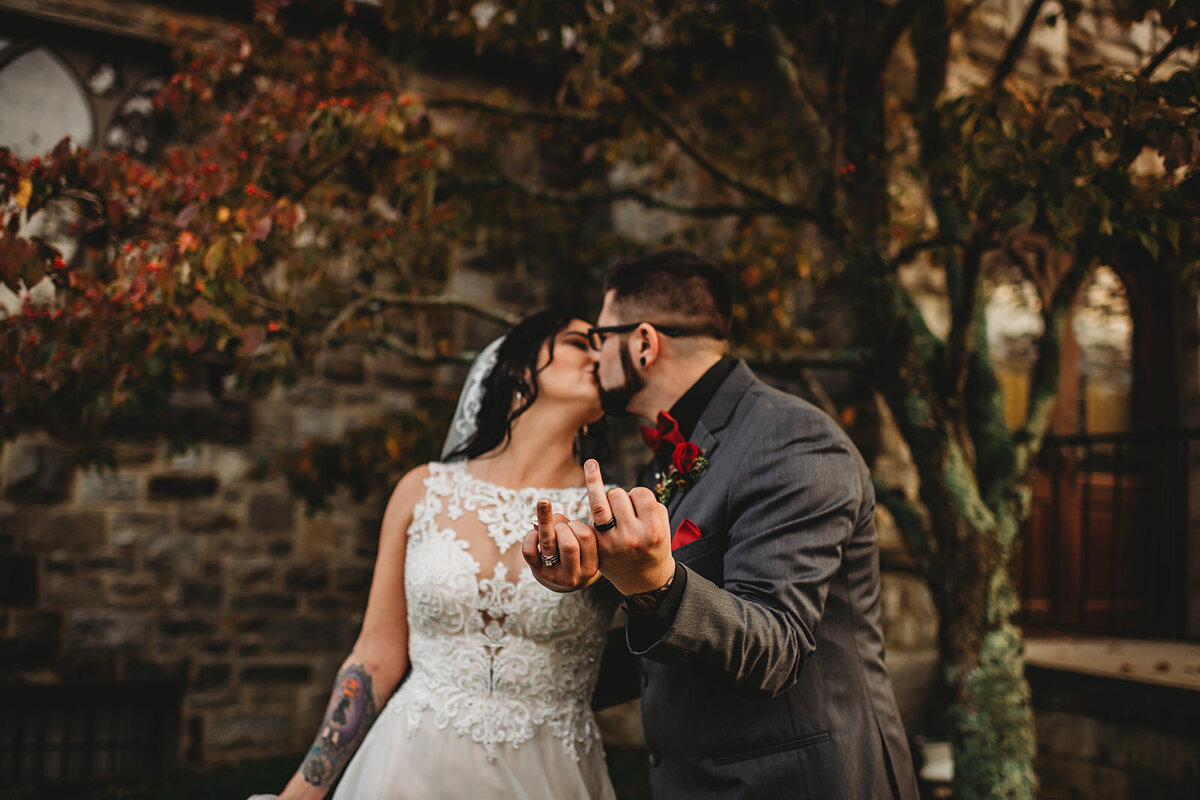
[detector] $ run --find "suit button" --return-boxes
[648,751,661,767]
[641,670,649,687]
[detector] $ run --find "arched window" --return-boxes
[0,46,95,158]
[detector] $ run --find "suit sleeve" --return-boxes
[626,407,863,696]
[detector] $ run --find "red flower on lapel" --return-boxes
[672,441,702,474]
[672,518,702,550]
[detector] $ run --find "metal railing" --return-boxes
[0,681,181,790]
[1016,428,1199,639]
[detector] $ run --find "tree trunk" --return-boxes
[924,460,1037,800]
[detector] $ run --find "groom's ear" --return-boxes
[633,323,660,368]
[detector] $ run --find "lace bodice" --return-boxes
[398,461,618,762]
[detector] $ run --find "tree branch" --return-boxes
[887,236,963,271]
[439,175,817,220]
[863,0,922,87]
[991,0,1048,88]
[1140,24,1200,79]
[425,96,602,124]
[758,11,833,165]
[1015,245,1094,475]
[616,78,796,211]
[321,292,518,347]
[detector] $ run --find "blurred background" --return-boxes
[1,1,1197,798]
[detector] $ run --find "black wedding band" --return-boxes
[594,518,617,532]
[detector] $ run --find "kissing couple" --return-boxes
[257,249,919,799]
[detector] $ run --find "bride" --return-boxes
[267,310,619,799]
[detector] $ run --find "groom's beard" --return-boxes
[598,345,644,416]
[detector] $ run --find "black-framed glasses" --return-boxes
[587,322,685,351]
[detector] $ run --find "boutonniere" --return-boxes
[654,440,709,504]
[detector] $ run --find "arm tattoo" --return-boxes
[300,662,378,788]
[623,573,675,616]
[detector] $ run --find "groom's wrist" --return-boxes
[622,561,684,617]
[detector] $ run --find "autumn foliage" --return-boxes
[1,5,453,444]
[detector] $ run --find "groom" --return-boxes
[527,249,919,799]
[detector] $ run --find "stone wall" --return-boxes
[0,314,493,768]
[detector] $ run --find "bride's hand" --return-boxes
[522,498,600,592]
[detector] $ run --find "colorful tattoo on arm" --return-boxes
[300,663,378,789]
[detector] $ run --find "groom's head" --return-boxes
[592,249,731,417]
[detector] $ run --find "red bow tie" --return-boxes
[640,411,684,458]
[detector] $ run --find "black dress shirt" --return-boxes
[628,356,737,621]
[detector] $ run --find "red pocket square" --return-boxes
[672,518,702,550]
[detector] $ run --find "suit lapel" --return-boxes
[664,360,757,518]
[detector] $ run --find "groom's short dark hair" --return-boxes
[603,249,732,340]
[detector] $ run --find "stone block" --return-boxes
[167,446,209,472]
[266,539,293,556]
[336,564,374,593]
[181,581,223,609]
[355,517,381,559]
[160,615,217,637]
[0,553,37,605]
[298,408,341,440]
[124,656,190,682]
[286,384,337,409]
[238,663,312,683]
[43,553,75,573]
[247,493,295,534]
[67,610,151,652]
[263,616,353,654]
[148,474,218,500]
[176,506,237,537]
[107,576,164,608]
[7,509,105,552]
[201,638,232,655]
[206,712,293,751]
[186,687,240,710]
[212,448,252,487]
[380,391,417,414]
[308,593,365,613]
[195,661,232,689]
[342,389,379,406]
[285,562,328,591]
[41,573,102,604]
[113,442,158,465]
[230,592,297,612]
[230,559,276,587]
[81,554,133,570]
[11,610,63,638]
[76,468,141,503]
[144,535,199,575]
[110,511,171,549]
[5,443,73,504]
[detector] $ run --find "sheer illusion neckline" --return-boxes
[451,459,587,497]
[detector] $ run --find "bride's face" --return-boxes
[529,319,603,424]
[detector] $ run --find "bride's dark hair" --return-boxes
[444,309,609,463]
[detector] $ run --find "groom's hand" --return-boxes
[522,499,600,592]
[583,459,675,597]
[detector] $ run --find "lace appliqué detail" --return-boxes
[400,462,616,763]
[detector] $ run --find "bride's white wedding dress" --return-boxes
[332,461,620,799]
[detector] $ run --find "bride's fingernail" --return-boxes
[585,460,597,475]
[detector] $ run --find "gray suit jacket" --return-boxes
[629,361,919,799]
